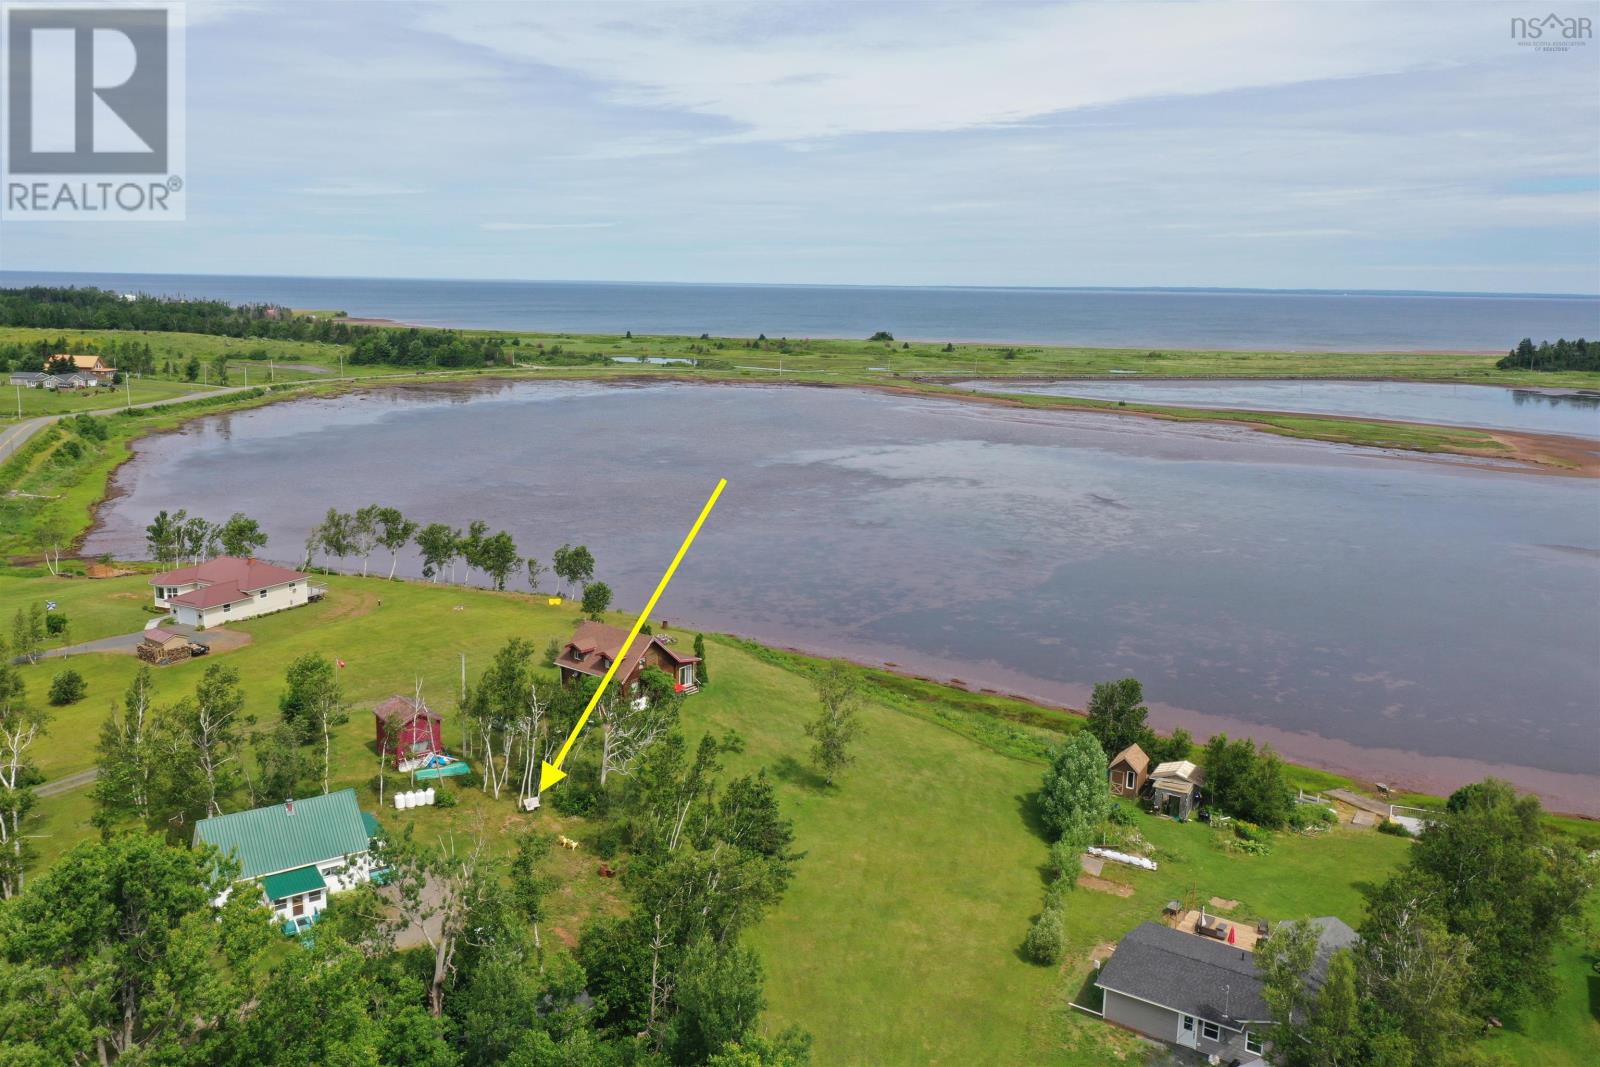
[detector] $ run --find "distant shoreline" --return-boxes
[313,312,1517,355]
[7,269,1596,351]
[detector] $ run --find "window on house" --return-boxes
[308,890,322,903]
[1246,1032,1262,1054]
[223,603,231,612]
[1124,770,1136,789]
[1200,1021,1220,1041]
[259,590,267,599]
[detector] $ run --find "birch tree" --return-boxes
[280,653,349,794]
[414,523,457,583]
[316,509,356,571]
[351,503,382,577]
[10,605,43,665]
[803,662,864,787]
[597,667,680,787]
[0,641,47,898]
[156,664,250,819]
[375,507,418,579]
[36,516,67,576]
[92,666,157,829]
[463,638,535,800]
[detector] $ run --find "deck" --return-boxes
[1172,909,1261,951]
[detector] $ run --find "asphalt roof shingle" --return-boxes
[1097,917,1358,1028]
[152,556,307,592]
[557,621,698,682]
[1098,922,1269,1025]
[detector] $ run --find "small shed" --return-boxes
[373,695,443,765]
[1149,760,1206,821]
[1109,742,1150,798]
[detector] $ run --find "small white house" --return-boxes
[193,790,382,932]
[150,556,324,627]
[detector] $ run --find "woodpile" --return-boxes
[136,641,194,666]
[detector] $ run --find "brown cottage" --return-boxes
[554,621,700,695]
[1109,742,1150,798]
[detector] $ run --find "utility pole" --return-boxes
[14,385,20,419]
[124,375,132,410]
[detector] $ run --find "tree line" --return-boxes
[1082,676,1295,828]
[0,286,515,368]
[11,633,816,1063]
[1257,779,1593,1066]
[0,818,811,1065]
[146,506,617,619]
[1497,336,1596,372]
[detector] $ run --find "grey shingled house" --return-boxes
[1095,916,1356,1063]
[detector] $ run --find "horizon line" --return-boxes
[2,267,1597,302]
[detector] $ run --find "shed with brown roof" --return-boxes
[1109,742,1150,798]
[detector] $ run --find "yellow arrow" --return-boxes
[539,478,727,792]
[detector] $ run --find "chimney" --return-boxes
[285,798,294,816]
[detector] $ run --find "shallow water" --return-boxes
[961,379,1600,438]
[85,382,1600,807]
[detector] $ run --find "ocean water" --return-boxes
[4,270,1598,351]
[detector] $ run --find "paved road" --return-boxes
[37,767,98,799]
[0,416,54,465]
[25,631,147,661]
[10,623,217,665]
[0,384,256,466]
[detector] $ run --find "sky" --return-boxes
[1,0,1597,293]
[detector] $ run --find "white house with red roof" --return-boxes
[151,556,324,627]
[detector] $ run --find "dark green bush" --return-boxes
[48,669,87,706]
[1023,909,1065,965]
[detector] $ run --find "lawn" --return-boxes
[1,375,221,419]
[1,569,1594,1064]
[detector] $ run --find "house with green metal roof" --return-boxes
[194,789,381,931]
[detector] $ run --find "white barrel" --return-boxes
[394,791,407,810]
[423,787,435,806]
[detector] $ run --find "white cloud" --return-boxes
[413,1,1507,143]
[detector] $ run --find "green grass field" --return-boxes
[1,375,223,418]
[2,569,1592,1064]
